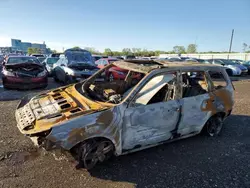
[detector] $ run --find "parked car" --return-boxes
[53,48,99,84]
[49,53,62,58]
[2,56,48,89]
[230,59,246,65]
[240,61,250,74]
[95,58,142,81]
[15,60,234,169]
[123,55,136,60]
[221,59,248,75]
[92,55,108,62]
[207,59,245,76]
[37,57,46,63]
[193,58,210,64]
[42,57,59,76]
[31,54,45,58]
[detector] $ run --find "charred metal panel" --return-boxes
[46,106,123,154]
[178,94,212,135]
[122,100,180,150]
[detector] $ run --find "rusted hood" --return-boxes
[15,85,108,135]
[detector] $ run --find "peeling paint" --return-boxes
[15,61,234,158]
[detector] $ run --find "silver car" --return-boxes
[53,48,99,84]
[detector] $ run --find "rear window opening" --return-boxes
[208,71,228,89]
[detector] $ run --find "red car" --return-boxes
[95,58,141,81]
[2,56,48,89]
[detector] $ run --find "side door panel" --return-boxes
[122,100,180,150]
[177,71,213,136]
[122,72,181,151]
[177,94,211,135]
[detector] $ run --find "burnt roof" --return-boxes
[113,59,224,73]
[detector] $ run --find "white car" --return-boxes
[53,48,99,84]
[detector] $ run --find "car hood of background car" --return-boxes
[5,62,44,68]
[234,64,248,70]
[15,84,111,135]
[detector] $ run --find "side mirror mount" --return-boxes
[221,63,225,66]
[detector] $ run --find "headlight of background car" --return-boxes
[2,69,15,76]
[37,70,47,77]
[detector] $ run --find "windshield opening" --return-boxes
[47,57,59,65]
[66,51,93,63]
[77,64,146,104]
[7,57,40,64]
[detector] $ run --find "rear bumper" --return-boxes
[2,75,48,89]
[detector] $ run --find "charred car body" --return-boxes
[53,48,99,84]
[15,60,234,169]
[2,56,48,89]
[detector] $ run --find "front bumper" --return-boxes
[3,75,48,89]
[240,69,248,76]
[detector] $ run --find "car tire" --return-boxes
[76,139,114,170]
[202,115,224,137]
[53,72,59,82]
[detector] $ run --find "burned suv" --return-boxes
[15,60,234,169]
[53,48,99,84]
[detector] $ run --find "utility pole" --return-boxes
[228,29,234,59]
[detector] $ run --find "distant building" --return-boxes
[11,39,47,54]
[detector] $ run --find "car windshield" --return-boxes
[7,57,40,64]
[76,63,160,104]
[47,57,59,65]
[37,57,46,62]
[66,51,93,63]
[220,59,235,65]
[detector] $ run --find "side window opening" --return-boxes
[134,73,177,106]
[182,71,208,98]
[208,71,227,89]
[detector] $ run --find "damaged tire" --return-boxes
[203,115,224,137]
[76,139,114,170]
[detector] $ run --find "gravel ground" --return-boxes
[0,77,250,188]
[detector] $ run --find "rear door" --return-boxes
[177,71,212,136]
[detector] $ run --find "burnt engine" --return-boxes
[6,64,45,77]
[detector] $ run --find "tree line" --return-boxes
[72,44,198,56]
[28,42,250,56]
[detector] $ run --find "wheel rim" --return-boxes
[83,141,114,169]
[109,74,114,82]
[207,117,223,136]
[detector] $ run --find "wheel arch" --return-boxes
[201,111,226,132]
[70,136,118,155]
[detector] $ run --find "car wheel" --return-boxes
[203,115,224,137]
[226,69,233,76]
[109,73,114,82]
[53,71,59,82]
[77,139,114,170]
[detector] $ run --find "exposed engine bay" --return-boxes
[84,69,144,104]
[5,63,45,77]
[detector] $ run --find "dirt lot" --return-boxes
[0,77,250,188]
